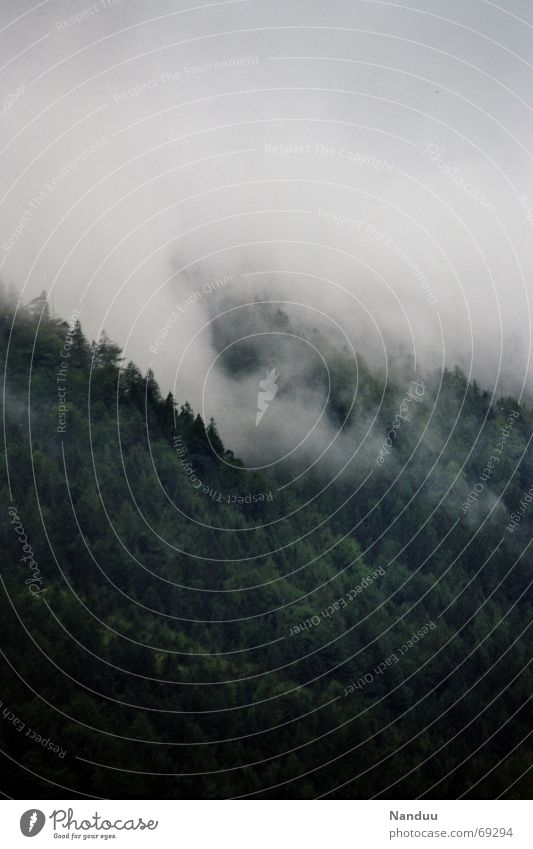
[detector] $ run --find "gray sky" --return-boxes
[1,0,532,444]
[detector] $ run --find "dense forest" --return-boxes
[0,287,531,799]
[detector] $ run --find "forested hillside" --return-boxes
[1,291,531,799]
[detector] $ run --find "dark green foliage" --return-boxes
[0,294,531,800]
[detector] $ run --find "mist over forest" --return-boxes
[0,0,531,807]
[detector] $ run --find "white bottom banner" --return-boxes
[1,800,531,848]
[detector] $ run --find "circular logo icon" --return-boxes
[20,810,46,837]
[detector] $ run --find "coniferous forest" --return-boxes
[1,288,531,800]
